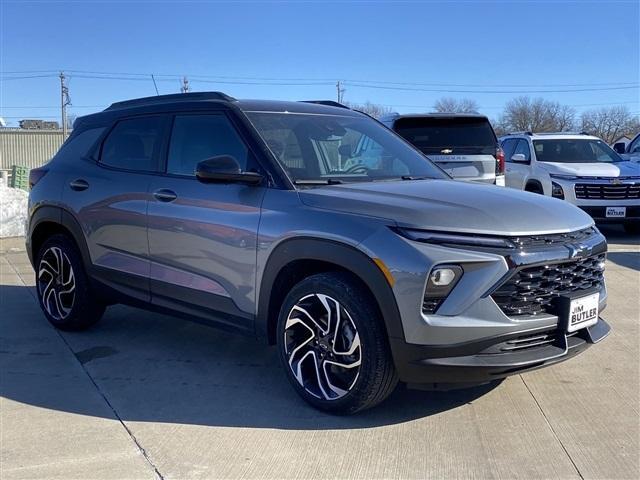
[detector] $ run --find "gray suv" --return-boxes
[27,92,610,414]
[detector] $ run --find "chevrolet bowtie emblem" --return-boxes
[441,148,453,154]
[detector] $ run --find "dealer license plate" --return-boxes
[606,206,626,218]
[567,293,599,332]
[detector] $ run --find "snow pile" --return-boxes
[0,178,29,238]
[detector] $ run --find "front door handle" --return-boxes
[69,179,89,191]
[153,189,178,202]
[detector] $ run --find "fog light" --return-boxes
[430,268,457,286]
[551,181,564,199]
[423,265,463,314]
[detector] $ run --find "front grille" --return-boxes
[575,182,640,200]
[491,253,605,317]
[510,227,596,248]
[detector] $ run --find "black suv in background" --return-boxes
[381,113,505,185]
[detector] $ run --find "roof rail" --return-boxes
[105,91,236,111]
[300,100,350,109]
[506,131,533,136]
[533,131,591,136]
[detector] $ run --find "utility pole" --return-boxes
[59,72,71,138]
[181,76,190,94]
[336,80,345,103]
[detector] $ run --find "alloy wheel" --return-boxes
[284,293,361,400]
[38,246,76,320]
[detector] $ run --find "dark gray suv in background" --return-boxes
[27,92,610,414]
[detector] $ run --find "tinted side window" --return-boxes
[513,139,531,161]
[167,115,248,176]
[100,116,165,171]
[501,138,518,161]
[55,127,106,160]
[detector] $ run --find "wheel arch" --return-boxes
[525,178,545,194]
[256,237,404,345]
[29,206,92,269]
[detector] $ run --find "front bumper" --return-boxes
[391,317,610,386]
[550,177,640,223]
[578,205,640,223]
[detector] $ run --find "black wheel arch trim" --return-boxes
[256,237,405,344]
[525,179,544,193]
[28,205,92,269]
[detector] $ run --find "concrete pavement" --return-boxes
[1,226,638,479]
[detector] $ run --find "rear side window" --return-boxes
[55,127,105,160]
[167,114,249,176]
[100,116,165,171]
[393,117,497,155]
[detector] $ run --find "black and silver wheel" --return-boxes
[35,234,105,330]
[277,272,398,414]
[38,246,75,321]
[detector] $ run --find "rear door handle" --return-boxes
[153,189,178,202]
[69,179,89,191]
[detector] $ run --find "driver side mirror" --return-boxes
[195,155,263,185]
[613,142,627,154]
[510,153,528,163]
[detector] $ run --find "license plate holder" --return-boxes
[554,291,600,333]
[606,206,626,218]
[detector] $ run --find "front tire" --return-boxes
[276,272,398,414]
[35,234,105,330]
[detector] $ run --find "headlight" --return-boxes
[394,227,516,249]
[549,174,579,180]
[551,181,564,199]
[423,265,463,314]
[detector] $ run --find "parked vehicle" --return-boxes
[381,113,505,185]
[27,93,609,414]
[613,132,640,163]
[501,132,640,233]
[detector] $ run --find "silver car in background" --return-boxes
[381,113,505,185]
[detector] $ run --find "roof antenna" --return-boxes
[151,74,159,95]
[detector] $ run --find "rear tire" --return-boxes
[623,221,640,234]
[35,234,105,330]
[276,272,398,414]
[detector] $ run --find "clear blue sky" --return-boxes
[1,0,638,126]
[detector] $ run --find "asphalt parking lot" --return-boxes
[1,226,638,480]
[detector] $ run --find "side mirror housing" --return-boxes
[511,153,527,163]
[613,142,627,154]
[195,155,263,185]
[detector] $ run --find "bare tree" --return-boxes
[499,96,575,133]
[433,97,479,114]
[344,101,393,119]
[580,106,640,144]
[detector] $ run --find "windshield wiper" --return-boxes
[293,178,344,185]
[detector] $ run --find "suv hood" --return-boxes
[540,161,640,178]
[299,180,593,236]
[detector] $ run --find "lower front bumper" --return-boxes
[578,206,640,223]
[390,318,610,387]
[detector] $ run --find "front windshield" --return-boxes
[246,112,448,183]
[533,139,623,164]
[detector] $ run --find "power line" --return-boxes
[342,82,640,94]
[1,70,638,93]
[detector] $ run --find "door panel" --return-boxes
[147,112,266,329]
[147,180,265,325]
[62,116,167,301]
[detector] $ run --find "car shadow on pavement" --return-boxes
[1,285,500,430]
[606,252,640,271]
[598,224,640,246]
